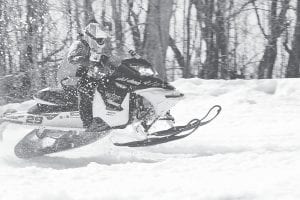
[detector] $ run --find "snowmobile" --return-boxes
[0,58,221,159]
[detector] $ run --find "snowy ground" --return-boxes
[1,78,300,200]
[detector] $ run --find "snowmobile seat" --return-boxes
[28,103,78,114]
[34,87,78,107]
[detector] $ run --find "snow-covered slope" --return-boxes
[1,78,300,200]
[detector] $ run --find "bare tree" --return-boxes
[193,0,219,79]
[183,0,193,78]
[0,0,8,76]
[25,0,38,90]
[111,0,124,50]
[254,0,289,79]
[285,0,300,77]
[216,0,229,79]
[143,0,174,80]
[83,0,95,26]
[127,0,143,55]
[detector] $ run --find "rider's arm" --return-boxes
[67,40,90,67]
[99,38,122,71]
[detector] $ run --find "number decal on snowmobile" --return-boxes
[70,112,80,117]
[26,116,43,124]
[43,113,59,120]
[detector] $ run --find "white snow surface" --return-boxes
[1,78,300,200]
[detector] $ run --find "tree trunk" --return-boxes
[286,0,300,78]
[169,35,185,70]
[216,0,229,79]
[143,0,174,80]
[127,0,143,55]
[73,0,81,32]
[204,0,218,79]
[0,0,6,76]
[258,40,277,78]
[257,0,289,79]
[183,1,192,78]
[111,0,123,50]
[83,0,95,26]
[25,0,49,91]
[25,0,36,90]
[193,0,219,79]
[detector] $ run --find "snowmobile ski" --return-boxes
[113,105,222,147]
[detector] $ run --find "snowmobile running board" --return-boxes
[113,105,222,147]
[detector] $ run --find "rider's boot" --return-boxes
[85,117,110,132]
[132,121,148,140]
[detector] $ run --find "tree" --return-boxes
[83,0,95,26]
[127,0,143,55]
[192,0,237,79]
[254,0,289,79]
[0,0,7,76]
[216,0,229,79]
[143,0,174,80]
[111,0,124,50]
[25,0,53,90]
[285,0,300,78]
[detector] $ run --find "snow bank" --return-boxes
[1,78,300,200]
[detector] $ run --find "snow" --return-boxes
[1,78,300,200]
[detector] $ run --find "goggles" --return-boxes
[85,30,105,45]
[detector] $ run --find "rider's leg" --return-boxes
[78,76,96,128]
[78,91,93,128]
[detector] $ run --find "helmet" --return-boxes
[84,22,108,51]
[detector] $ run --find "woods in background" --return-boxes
[0,0,300,104]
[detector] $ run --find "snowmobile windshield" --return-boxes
[122,58,158,77]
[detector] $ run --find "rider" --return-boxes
[67,20,122,128]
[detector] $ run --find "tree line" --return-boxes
[0,0,299,104]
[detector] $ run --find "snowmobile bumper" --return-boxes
[165,92,184,98]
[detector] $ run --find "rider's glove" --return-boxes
[108,55,122,69]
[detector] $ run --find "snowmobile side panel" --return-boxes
[1,111,83,128]
[135,88,184,117]
[93,91,130,127]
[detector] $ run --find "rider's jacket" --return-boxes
[67,37,121,78]
[67,39,91,77]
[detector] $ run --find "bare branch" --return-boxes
[168,35,185,69]
[252,0,268,39]
[226,0,254,20]
[37,38,70,65]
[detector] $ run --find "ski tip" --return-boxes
[212,105,222,112]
